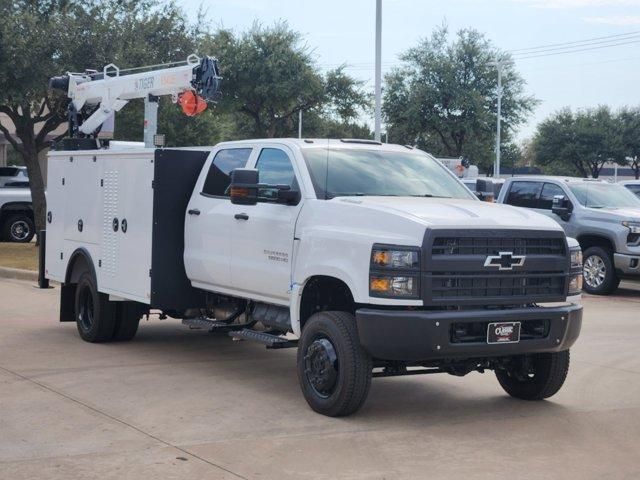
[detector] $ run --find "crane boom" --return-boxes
[49,54,221,145]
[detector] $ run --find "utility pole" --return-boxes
[374,0,382,142]
[490,60,506,178]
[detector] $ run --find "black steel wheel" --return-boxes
[74,272,117,343]
[297,311,372,417]
[496,350,570,400]
[3,214,35,243]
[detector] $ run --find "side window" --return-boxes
[201,148,252,197]
[506,181,543,208]
[539,183,566,210]
[255,148,298,201]
[628,185,640,198]
[0,167,17,176]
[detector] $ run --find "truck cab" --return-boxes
[46,140,583,416]
[497,176,640,295]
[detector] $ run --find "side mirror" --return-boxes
[230,168,259,205]
[277,188,301,205]
[552,195,572,221]
[475,179,495,203]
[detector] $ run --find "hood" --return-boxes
[584,206,640,223]
[335,196,563,230]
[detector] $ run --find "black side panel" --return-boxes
[151,149,208,311]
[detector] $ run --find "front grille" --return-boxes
[423,230,569,306]
[450,319,550,343]
[431,272,565,300]
[432,236,566,256]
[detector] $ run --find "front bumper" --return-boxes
[355,304,583,361]
[614,253,640,276]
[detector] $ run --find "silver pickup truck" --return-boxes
[0,187,34,243]
[497,176,640,295]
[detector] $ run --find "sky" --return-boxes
[181,0,640,142]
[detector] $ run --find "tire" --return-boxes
[3,214,35,243]
[112,303,141,341]
[496,350,570,400]
[74,272,117,343]
[582,246,620,295]
[297,311,372,417]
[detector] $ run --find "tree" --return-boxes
[533,107,625,178]
[203,23,369,138]
[383,26,537,172]
[620,107,640,179]
[0,0,199,234]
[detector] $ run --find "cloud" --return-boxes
[513,0,640,7]
[583,14,640,23]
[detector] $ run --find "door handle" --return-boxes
[188,209,201,216]
[234,213,249,221]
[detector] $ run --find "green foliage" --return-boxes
[202,22,369,138]
[383,25,537,172]
[619,107,640,179]
[533,107,626,178]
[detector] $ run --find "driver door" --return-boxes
[230,146,303,304]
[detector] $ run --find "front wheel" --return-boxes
[496,350,570,400]
[582,246,619,295]
[297,311,372,417]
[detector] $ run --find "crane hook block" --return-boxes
[192,56,222,103]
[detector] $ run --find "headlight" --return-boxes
[370,245,421,298]
[622,221,640,234]
[371,247,420,269]
[370,275,419,297]
[568,273,583,296]
[570,248,583,269]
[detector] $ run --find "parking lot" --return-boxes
[0,276,639,480]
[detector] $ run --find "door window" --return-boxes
[255,148,298,201]
[201,148,252,197]
[627,185,640,198]
[539,183,565,210]
[505,181,543,208]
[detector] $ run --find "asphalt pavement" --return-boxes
[1,277,639,480]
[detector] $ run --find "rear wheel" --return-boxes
[74,272,117,342]
[3,214,35,243]
[112,303,141,341]
[496,350,570,400]
[582,246,619,295]
[297,311,372,417]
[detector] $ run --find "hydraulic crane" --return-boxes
[49,54,221,148]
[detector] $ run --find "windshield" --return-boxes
[568,182,640,209]
[302,148,475,200]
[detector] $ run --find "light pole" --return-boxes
[374,0,382,142]
[298,109,302,139]
[489,60,507,178]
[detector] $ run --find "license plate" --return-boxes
[487,322,521,344]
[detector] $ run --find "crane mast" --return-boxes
[49,54,221,148]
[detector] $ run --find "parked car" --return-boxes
[0,187,34,242]
[460,178,505,202]
[621,180,640,198]
[0,166,28,188]
[497,176,640,295]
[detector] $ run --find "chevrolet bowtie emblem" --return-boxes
[484,251,526,271]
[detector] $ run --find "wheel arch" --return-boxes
[59,248,98,323]
[576,234,615,253]
[296,275,356,334]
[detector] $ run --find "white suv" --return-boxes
[0,166,28,187]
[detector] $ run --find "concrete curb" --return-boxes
[0,266,38,282]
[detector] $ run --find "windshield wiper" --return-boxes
[409,194,452,198]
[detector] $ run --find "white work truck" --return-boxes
[44,138,584,416]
